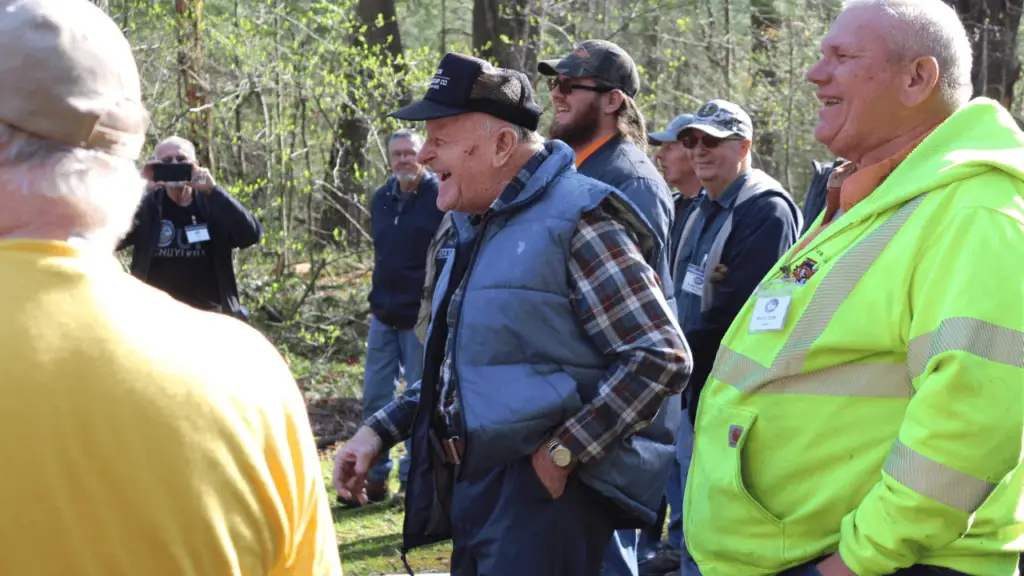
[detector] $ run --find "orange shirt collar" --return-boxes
[575,133,616,168]
[822,127,937,224]
[792,127,937,256]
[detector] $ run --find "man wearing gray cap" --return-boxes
[638,112,706,574]
[0,1,341,574]
[650,113,704,260]
[334,51,690,575]
[674,99,801,426]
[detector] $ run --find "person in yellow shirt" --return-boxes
[683,0,1024,575]
[0,1,342,574]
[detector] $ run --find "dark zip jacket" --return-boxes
[117,185,262,321]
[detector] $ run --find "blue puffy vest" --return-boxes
[401,140,684,556]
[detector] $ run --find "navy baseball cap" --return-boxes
[683,99,754,140]
[389,52,542,131]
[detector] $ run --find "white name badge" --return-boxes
[749,281,795,333]
[185,224,211,244]
[681,264,705,296]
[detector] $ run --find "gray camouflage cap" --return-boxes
[683,99,754,140]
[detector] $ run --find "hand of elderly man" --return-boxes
[710,263,728,284]
[333,426,384,505]
[530,443,573,499]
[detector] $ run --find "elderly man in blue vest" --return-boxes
[670,101,801,575]
[333,52,692,576]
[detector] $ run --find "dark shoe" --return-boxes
[336,481,392,507]
[639,546,682,576]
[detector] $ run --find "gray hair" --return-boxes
[0,123,146,245]
[483,118,545,148]
[153,135,197,161]
[512,124,545,147]
[389,129,425,152]
[841,0,973,109]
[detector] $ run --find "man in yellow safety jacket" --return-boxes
[683,1,1024,576]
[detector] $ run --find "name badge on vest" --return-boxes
[681,264,705,296]
[185,223,211,244]
[749,280,795,333]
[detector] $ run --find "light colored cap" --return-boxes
[649,113,697,144]
[0,0,148,160]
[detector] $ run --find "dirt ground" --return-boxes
[308,396,363,450]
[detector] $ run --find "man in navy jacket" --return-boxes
[348,129,445,505]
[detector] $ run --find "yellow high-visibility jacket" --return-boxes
[684,98,1024,576]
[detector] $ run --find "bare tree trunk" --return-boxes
[473,0,540,76]
[723,0,733,99]
[175,0,212,168]
[947,0,1024,106]
[750,0,780,174]
[319,0,407,247]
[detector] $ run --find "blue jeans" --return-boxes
[636,405,694,561]
[450,457,614,575]
[362,315,423,485]
[676,412,698,574]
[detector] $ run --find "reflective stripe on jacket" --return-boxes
[684,98,1024,576]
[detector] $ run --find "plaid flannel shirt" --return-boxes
[366,147,691,465]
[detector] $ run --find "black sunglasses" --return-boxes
[679,132,742,150]
[546,77,614,96]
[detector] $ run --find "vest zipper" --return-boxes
[399,212,491,563]
[445,211,492,444]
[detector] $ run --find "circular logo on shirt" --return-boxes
[157,219,174,247]
[765,298,779,313]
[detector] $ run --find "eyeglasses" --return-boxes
[547,77,614,96]
[160,155,190,164]
[679,133,742,150]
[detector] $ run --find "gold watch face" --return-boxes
[551,445,572,468]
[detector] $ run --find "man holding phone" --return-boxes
[119,136,262,321]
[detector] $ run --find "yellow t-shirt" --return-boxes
[0,240,342,576]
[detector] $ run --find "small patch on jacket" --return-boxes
[793,258,819,284]
[728,425,743,448]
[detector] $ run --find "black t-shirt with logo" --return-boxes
[145,194,222,312]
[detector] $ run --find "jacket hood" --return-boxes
[848,97,1024,221]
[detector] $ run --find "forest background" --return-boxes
[87,0,1024,571]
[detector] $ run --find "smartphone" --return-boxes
[152,163,193,183]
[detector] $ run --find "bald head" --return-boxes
[807,0,973,166]
[841,0,972,111]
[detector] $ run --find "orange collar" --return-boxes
[823,127,937,224]
[575,133,616,168]
[793,127,936,255]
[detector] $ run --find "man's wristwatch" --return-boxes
[546,438,573,468]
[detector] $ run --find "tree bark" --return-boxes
[319,0,407,247]
[750,0,781,174]
[947,0,1024,106]
[175,0,212,168]
[473,0,540,76]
